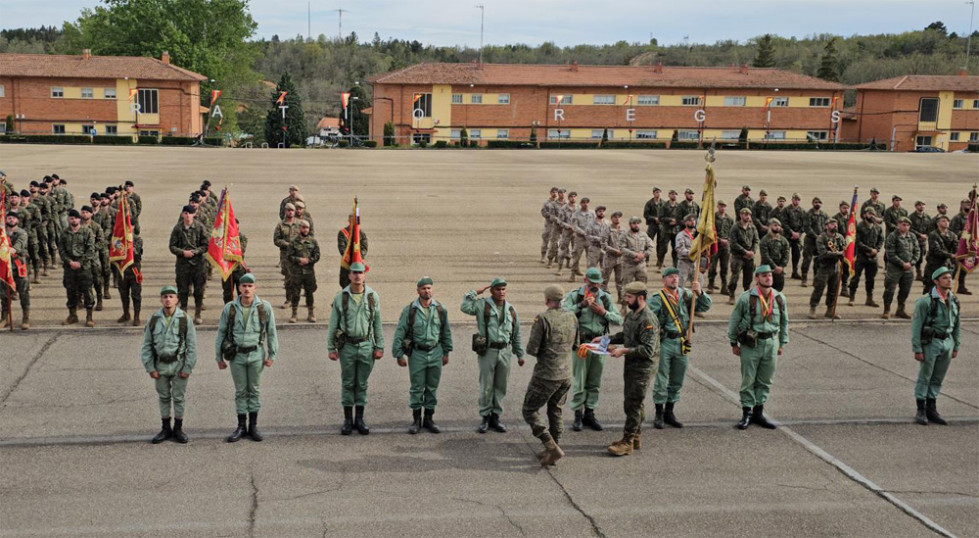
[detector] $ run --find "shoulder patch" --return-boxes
[645,325,654,330]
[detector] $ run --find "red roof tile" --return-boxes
[0,53,207,82]
[369,62,843,90]
[855,75,979,92]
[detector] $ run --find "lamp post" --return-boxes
[475,5,485,64]
[967,1,976,71]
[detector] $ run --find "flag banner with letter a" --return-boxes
[109,196,135,274]
[844,187,859,277]
[340,197,368,272]
[0,192,15,290]
[689,162,718,266]
[206,188,243,281]
[955,187,978,274]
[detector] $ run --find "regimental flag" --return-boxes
[844,187,859,277]
[688,161,719,269]
[206,188,244,281]
[553,94,565,105]
[340,197,368,272]
[276,91,288,105]
[109,196,135,275]
[341,92,351,109]
[129,88,138,101]
[955,186,978,274]
[0,191,15,290]
[211,89,222,105]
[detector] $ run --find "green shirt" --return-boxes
[391,299,453,358]
[608,307,659,364]
[647,288,712,337]
[140,307,197,375]
[460,291,523,357]
[728,223,759,255]
[327,286,384,352]
[728,288,789,346]
[910,290,961,353]
[525,307,578,381]
[561,286,623,338]
[215,296,279,362]
[854,221,884,259]
[58,226,96,268]
[885,231,920,269]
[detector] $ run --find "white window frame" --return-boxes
[591,129,613,139]
[681,96,701,106]
[949,132,960,141]
[677,130,700,140]
[593,95,615,105]
[139,130,160,137]
[771,97,789,107]
[137,88,159,114]
[52,124,66,134]
[637,95,659,106]
[81,88,94,99]
[51,87,64,98]
[635,129,657,139]
[723,96,746,107]
[549,95,573,105]
[0,85,5,98]
[450,128,462,139]
[496,129,508,139]
[82,124,96,135]
[765,131,787,140]
[970,132,979,142]
[497,93,510,104]
[952,99,964,109]
[0,123,6,134]
[469,129,482,139]
[720,130,741,140]
[104,88,117,99]
[973,100,979,109]
[807,130,829,141]
[547,128,570,139]
[470,94,483,104]
[451,94,462,104]
[105,125,118,135]
[809,97,831,108]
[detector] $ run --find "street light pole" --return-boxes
[475,5,484,64]
[966,1,976,71]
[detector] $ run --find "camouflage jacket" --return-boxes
[760,233,790,268]
[926,229,958,264]
[885,231,920,268]
[728,223,759,256]
[59,226,96,269]
[525,307,579,381]
[169,221,208,264]
[854,221,884,259]
[882,206,908,236]
[287,235,320,275]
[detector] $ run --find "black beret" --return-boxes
[124,180,134,187]
[100,193,110,199]
[30,181,39,187]
[201,180,212,187]
[80,205,94,213]
[189,193,201,202]
[43,175,52,181]
[51,174,60,180]
[91,192,101,199]
[67,209,81,218]
[20,189,30,197]
[182,205,196,214]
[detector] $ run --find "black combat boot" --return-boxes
[750,405,777,429]
[227,414,247,443]
[914,399,927,425]
[408,409,422,434]
[248,411,264,441]
[341,406,354,435]
[653,403,665,429]
[477,415,490,433]
[925,398,948,426]
[172,418,188,443]
[354,406,370,435]
[572,409,583,431]
[663,402,683,428]
[151,418,172,444]
[489,413,507,433]
[423,409,441,434]
[736,407,752,430]
[582,408,603,431]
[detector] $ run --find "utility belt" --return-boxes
[663,330,683,340]
[489,341,508,350]
[157,353,179,364]
[737,330,775,348]
[409,342,438,352]
[237,345,259,354]
[921,327,950,344]
[346,336,369,345]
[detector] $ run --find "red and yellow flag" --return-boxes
[109,196,135,274]
[210,89,222,105]
[844,186,859,277]
[206,188,244,281]
[955,185,978,274]
[341,92,351,109]
[0,192,16,290]
[340,197,368,272]
[276,91,288,104]
[128,88,138,101]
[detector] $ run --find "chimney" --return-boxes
[82,49,91,60]
[571,60,579,72]
[653,61,663,74]
[161,50,170,65]
[958,68,969,76]
[739,63,749,74]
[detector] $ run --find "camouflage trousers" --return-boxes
[119,265,142,314]
[677,259,698,289]
[586,245,603,271]
[546,225,562,262]
[64,265,95,310]
[708,246,730,290]
[620,261,648,287]
[570,234,588,272]
[522,376,571,444]
[622,358,654,436]
[223,267,246,303]
[801,236,817,281]
[558,230,574,262]
[849,256,879,297]
[789,238,802,274]
[809,264,840,308]
[656,229,676,267]
[1,273,30,313]
[287,270,317,307]
[882,266,914,308]
[728,255,755,296]
[540,221,551,257]
[601,258,623,303]
[90,256,103,299]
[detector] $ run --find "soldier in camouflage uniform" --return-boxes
[569,197,596,278]
[832,201,852,297]
[619,217,654,286]
[90,193,113,299]
[949,199,972,295]
[274,204,300,308]
[540,187,559,263]
[752,190,773,237]
[286,220,320,323]
[708,201,734,293]
[279,184,301,220]
[19,189,42,284]
[861,187,885,224]
[294,201,314,235]
[604,280,659,457]
[642,187,663,252]
[124,180,142,236]
[554,192,578,276]
[523,284,578,466]
[79,205,106,312]
[38,181,59,271]
[1,210,30,330]
[601,211,627,304]
[169,205,208,325]
[882,195,908,238]
[546,189,567,268]
[223,223,248,305]
[779,193,806,279]
[929,203,949,233]
[923,215,958,295]
[59,209,97,327]
[801,197,828,286]
[117,234,144,326]
[881,216,920,319]
[909,200,931,281]
[50,175,72,232]
[657,190,682,267]
[674,213,698,288]
[809,219,846,319]
[759,218,790,292]
[677,189,700,230]
[0,171,11,197]
[727,208,759,303]
[849,206,884,307]
[734,185,754,216]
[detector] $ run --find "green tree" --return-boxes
[337,84,369,137]
[817,38,840,82]
[265,73,307,147]
[753,34,776,68]
[383,122,395,146]
[460,127,469,148]
[601,127,609,146]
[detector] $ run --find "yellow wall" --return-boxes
[540,93,835,108]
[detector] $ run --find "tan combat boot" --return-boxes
[848,294,855,306]
[62,307,78,325]
[289,306,298,323]
[607,434,635,457]
[881,306,891,320]
[85,308,95,328]
[42,262,49,277]
[633,431,642,450]
[307,306,316,323]
[808,306,818,319]
[0,312,9,329]
[193,306,202,325]
[895,303,911,319]
[20,308,30,330]
[824,306,840,320]
[538,439,565,466]
[865,293,880,308]
[132,308,141,327]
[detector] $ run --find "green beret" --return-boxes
[739,207,752,215]
[754,265,773,275]
[812,197,822,204]
[716,200,727,206]
[159,285,178,296]
[544,285,564,301]
[490,277,507,288]
[239,273,256,284]
[936,214,950,222]
[759,190,768,196]
[623,281,647,295]
[897,216,912,224]
[585,267,603,284]
[870,187,879,193]
[742,185,751,190]
[777,196,786,202]
[792,193,801,199]
[769,217,782,226]
[350,262,366,273]
[684,188,694,194]
[931,267,951,280]
[892,195,902,201]
[652,186,662,192]
[662,267,680,277]
[417,276,434,287]
[684,213,697,221]
[629,216,642,224]
[915,200,925,206]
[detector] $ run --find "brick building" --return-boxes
[368,62,845,146]
[842,74,979,152]
[0,50,207,138]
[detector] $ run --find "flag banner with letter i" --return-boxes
[206,188,243,281]
[109,196,135,274]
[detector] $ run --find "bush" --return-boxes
[433,140,448,148]
[160,136,197,146]
[383,122,395,147]
[968,143,979,153]
[417,140,429,148]
[363,140,378,148]
[137,135,159,144]
[460,128,469,148]
[93,135,134,145]
[203,137,224,146]
[538,141,599,149]
[485,140,536,149]
[0,134,92,144]
[669,141,700,149]
[748,142,869,151]
[337,139,349,148]
[601,141,668,149]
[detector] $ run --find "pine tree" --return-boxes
[264,72,307,148]
[817,38,840,82]
[753,34,776,68]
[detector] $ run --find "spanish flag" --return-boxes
[109,196,135,275]
[206,188,244,281]
[844,187,859,277]
[0,192,16,291]
[340,197,368,272]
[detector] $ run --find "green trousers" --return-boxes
[914,338,954,400]
[478,348,512,417]
[230,350,265,414]
[155,374,189,418]
[569,352,606,411]
[652,338,688,405]
[739,339,778,408]
[340,341,375,407]
[883,267,914,307]
[408,347,443,410]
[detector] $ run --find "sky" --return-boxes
[1,0,975,47]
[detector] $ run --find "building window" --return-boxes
[51,87,64,98]
[470,94,483,104]
[104,88,117,99]
[918,98,939,122]
[970,132,979,142]
[973,100,979,109]
[497,93,510,104]
[636,129,657,139]
[549,95,573,105]
[949,132,960,141]
[412,133,431,145]
[681,96,701,106]
[952,99,964,109]
[637,95,659,106]
[807,131,829,141]
[771,97,789,107]
[547,128,570,139]
[412,93,432,118]
[0,124,5,134]
[591,129,613,139]
[469,129,482,139]
[139,130,159,137]
[451,94,462,104]
[677,130,700,140]
[721,130,741,140]
[724,96,746,107]
[809,97,831,107]
[915,135,933,148]
[593,95,615,105]
[81,88,94,99]
[496,129,508,139]
[0,85,5,98]
[105,125,118,135]
[450,128,461,139]
[137,89,159,114]
[82,125,96,135]
[53,124,66,134]
[765,131,786,140]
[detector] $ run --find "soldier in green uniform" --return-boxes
[59,209,97,327]
[849,206,884,307]
[294,201,314,236]
[909,200,931,281]
[286,220,320,323]
[759,218,790,292]
[523,284,578,466]
[600,211,627,304]
[540,187,559,263]
[727,208,759,303]
[38,181,59,271]
[279,185,301,220]
[619,217,654,286]
[860,187,885,224]
[809,219,846,319]
[141,285,197,444]
[929,203,949,233]
[729,265,789,430]
[734,185,754,215]
[554,192,577,275]
[562,267,622,431]
[752,190,773,236]
[882,195,908,238]
[584,206,609,274]
[657,190,682,267]
[647,267,710,429]
[801,197,828,287]
[79,205,106,312]
[923,215,958,295]
[882,217,920,319]
[643,187,663,253]
[393,276,453,434]
[274,203,300,308]
[1,210,30,330]
[949,199,972,295]
[90,193,112,300]
[708,200,734,293]
[169,205,208,325]
[117,235,144,326]
[569,197,596,278]
[910,267,961,426]
[216,273,278,443]
[604,281,659,457]
[461,277,524,434]
[222,221,248,305]
[327,262,384,435]
[781,193,806,280]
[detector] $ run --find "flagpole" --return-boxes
[953,183,978,292]
[830,185,858,319]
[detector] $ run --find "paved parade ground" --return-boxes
[0,146,977,537]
